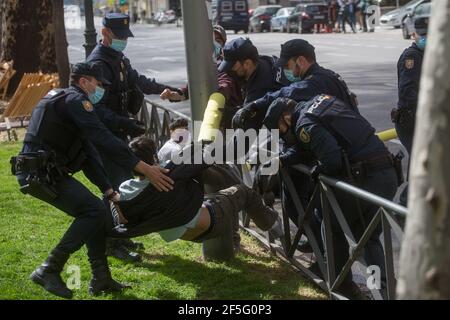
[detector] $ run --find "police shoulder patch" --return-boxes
[299,128,311,143]
[82,100,93,112]
[405,59,415,70]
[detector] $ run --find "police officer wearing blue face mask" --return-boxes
[87,13,182,261]
[232,39,358,131]
[10,62,174,299]
[391,17,428,207]
[264,95,399,299]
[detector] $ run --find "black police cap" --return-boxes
[71,62,111,85]
[103,13,134,38]
[263,98,298,130]
[414,17,429,36]
[218,38,258,73]
[277,39,316,68]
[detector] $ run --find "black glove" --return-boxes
[231,103,259,130]
[123,119,146,138]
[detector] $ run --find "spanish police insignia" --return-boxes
[82,101,93,112]
[405,59,414,70]
[299,128,310,143]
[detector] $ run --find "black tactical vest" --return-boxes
[24,90,86,173]
[299,94,375,152]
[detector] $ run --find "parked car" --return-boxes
[286,2,328,34]
[154,9,177,24]
[270,7,295,32]
[212,0,250,34]
[402,0,431,39]
[249,5,281,33]
[380,0,426,29]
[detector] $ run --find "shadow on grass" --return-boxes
[109,247,322,300]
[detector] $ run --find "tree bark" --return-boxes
[52,0,70,88]
[397,0,450,299]
[0,0,57,96]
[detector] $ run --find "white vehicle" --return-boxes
[380,0,427,28]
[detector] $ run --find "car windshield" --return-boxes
[404,0,423,8]
[286,7,294,15]
[264,7,281,15]
[418,2,431,15]
[306,5,326,13]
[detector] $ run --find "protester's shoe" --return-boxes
[297,238,313,253]
[88,258,130,296]
[30,249,73,299]
[106,239,142,263]
[268,216,287,252]
[119,238,145,251]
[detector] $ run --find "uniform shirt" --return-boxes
[87,44,180,127]
[397,42,424,110]
[242,55,288,104]
[253,63,356,116]
[286,100,386,176]
[23,86,140,192]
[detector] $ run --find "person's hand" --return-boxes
[160,89,185,102]
[136,162,174,192]
[231,103,258,130]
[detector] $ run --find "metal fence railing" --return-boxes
[141,99,408,300]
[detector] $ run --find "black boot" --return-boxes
[106,238,142,263]
[30,249,73,299]
[88,258,130,296]
[120,238,145,251]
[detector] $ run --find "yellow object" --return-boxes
[376,128,398,142]
[198,92,226,142]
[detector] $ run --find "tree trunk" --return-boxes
[0,0,57,96]
[0,0,4,56]
[397,0,450,299]
[52,0,70,88]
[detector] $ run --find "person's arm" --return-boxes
[298,124,343,176]
[398,51,422,106]
[80,139,112,193]
[252,81,317,116]
[124,57,181,95]
[94,104,146,138]
[279,145,305,167]
[67,98,174,191]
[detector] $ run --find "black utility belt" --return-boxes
[10,151,52,175]
[349,154,394,177]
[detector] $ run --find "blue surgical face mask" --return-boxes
[111,39,127,52]
[284,68,302,83]
[416,36,427,50]
[88,86,105,104]
[213,40,223,59]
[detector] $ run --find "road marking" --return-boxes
[150,57,177,62]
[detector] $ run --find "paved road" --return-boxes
[66,21,410,130]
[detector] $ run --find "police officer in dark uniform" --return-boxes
[218,37,289,107]
[264,95,399,299]
[86,13,182,260]
[11,62,174,299]
[87,13,182,187]
[232,39,358,131]
[392,17,428,206]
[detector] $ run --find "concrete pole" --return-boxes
[181,0,217,125]
[181,0,234,261]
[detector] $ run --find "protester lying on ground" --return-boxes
[105,136,284,245]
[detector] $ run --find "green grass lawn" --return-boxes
[0,141,326,300]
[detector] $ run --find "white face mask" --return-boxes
[171,128,190,146]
